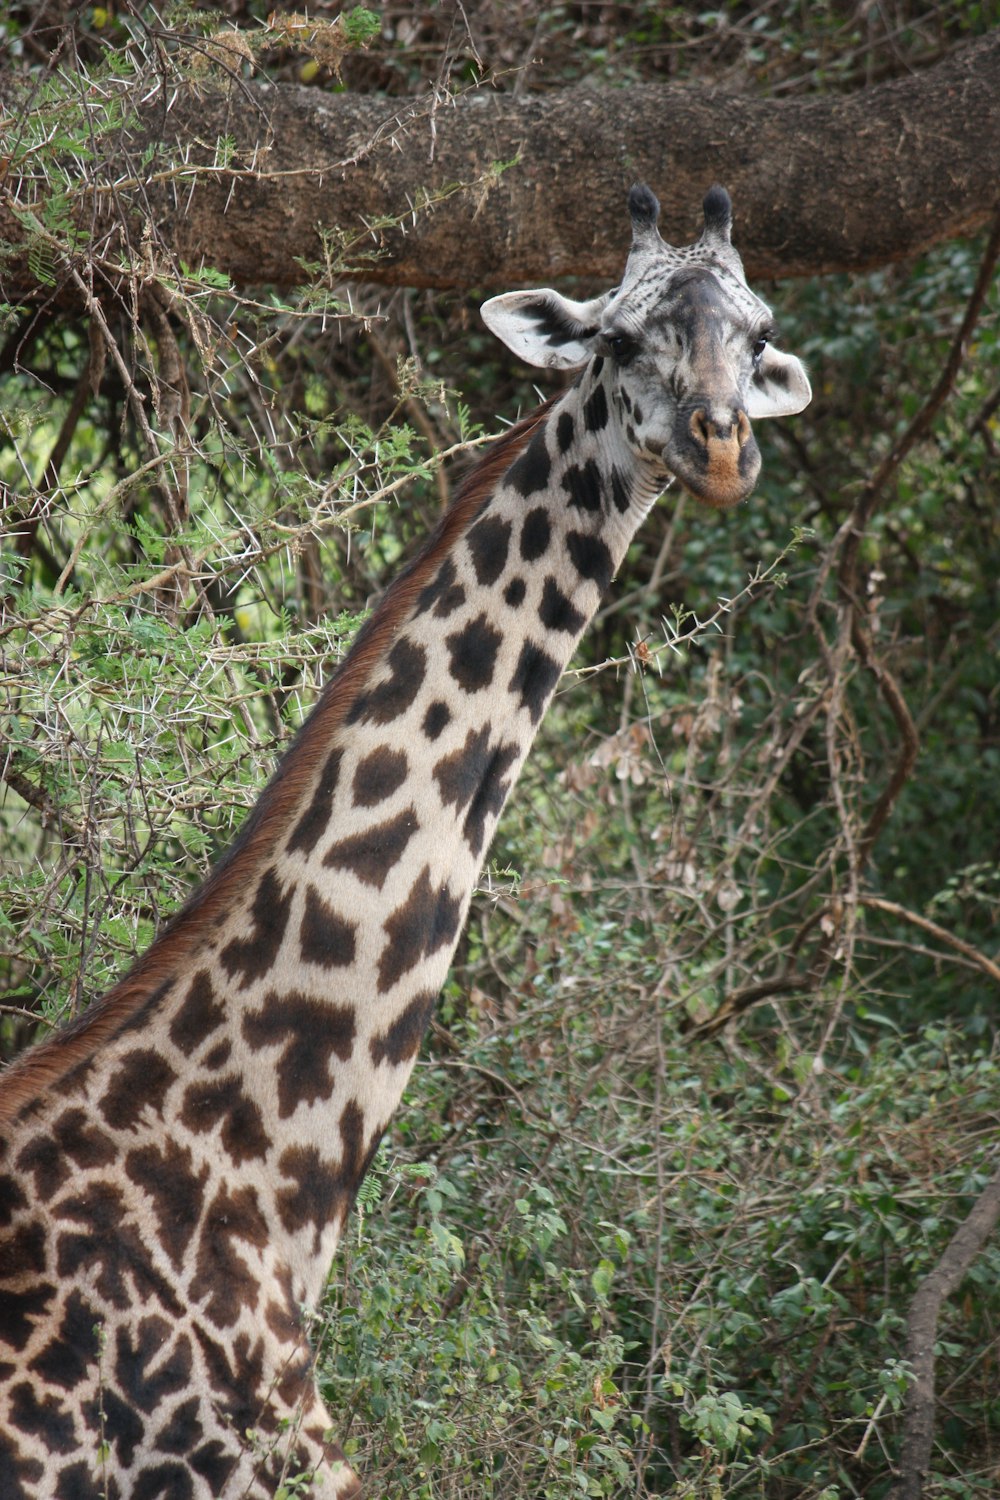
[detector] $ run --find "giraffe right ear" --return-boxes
[481,290,611,370]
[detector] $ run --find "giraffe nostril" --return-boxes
[736,410,750,449]
[690,408,711,446]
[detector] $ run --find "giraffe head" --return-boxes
[481,185,811,509]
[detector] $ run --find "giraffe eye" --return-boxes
[602,331,638,364]
[752,335,768,365]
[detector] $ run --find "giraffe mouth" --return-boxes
[666,406,762,509]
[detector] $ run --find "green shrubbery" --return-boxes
[2,4,998,1495]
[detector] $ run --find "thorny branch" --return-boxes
[838,199,1000,875]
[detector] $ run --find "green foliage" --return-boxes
[2,5,999,1497]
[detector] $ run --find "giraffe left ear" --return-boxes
[481,289,610,370]
[746,344,812,419]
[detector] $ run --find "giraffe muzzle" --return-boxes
[678,404,761,508]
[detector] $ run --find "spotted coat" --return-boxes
[0,187,810,1498]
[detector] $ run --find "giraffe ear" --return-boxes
[481,289,610,370]
[746,344,812,419]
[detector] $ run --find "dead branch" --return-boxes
[892,1163,1000,1500]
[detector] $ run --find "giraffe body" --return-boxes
[0,188,809,1497]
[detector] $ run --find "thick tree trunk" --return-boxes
[2,31,998,301]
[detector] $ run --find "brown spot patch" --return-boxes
[191,1184,267,1328]
[322,806,419,890]
[169,970,225,1056]
[286,746,344,857]
[124,1138,210,1270]
[98,1048,176,1131]
[179,1073,272,1163]
[243,992,356,1119]
[220,866,295,989]
[377,868,463,994]
[352,747,409,808]
[370,991,437,1068]
[300,886,357,969]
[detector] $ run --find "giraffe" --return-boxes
[0,185,810,1498]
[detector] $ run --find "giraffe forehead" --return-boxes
[609,259,767,339]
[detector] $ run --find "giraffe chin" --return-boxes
[654,425,761,510]
[670,458,761,511]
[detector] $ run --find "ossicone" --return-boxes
[701,185,733,242]
[628,183,660,230]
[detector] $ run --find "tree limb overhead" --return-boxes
[1,30,998,302]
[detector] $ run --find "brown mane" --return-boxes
[0,400,557,1129]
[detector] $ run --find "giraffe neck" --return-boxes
[1,366,664,1312]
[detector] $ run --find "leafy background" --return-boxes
[1,3,998,1496]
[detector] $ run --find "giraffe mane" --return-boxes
[0,398,558,1129]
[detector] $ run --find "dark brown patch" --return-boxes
[155,1395,204,1456]
[0,1284,57,1353]
[55,1109,116,1172]
[433,724,493,818]
[124,1138,210,1270]
[566,530,613,593]
[0,1173,27,1228]
[370,991,437,1067]
[466,513,512,586]
[286,747,344,857]
[561,458,603,512]
[583,384,609,434]
[352,746,409,807]
[219,866,295,989]
[347,637,426,726]
[415,555,466,619]
[509,640,563,725]
[113,1317,193,1415]
[422,700,451,740]
[463,741,520,856]
[168,970,225,1057]
[14,1134,69,1202]
[242,992,356,1119]
[56,1182,183,1315]
[191,1184,267,1328]
[610,464,631,513]
[520,506,551,561]
[179,1073,272,1164]
[203,1039,232,1070]
[191,1437,235,1491]
[300,885,357,969]
[506,427,551,497]
[98,1048,176,1131]
[54,1461,103,1498]
[28,1291,100,1392]
[191,1325,265,1446]
[84,1386,143,1468]
[445,612,504,693]
[539,576,587,635]
[433,725,520,855]
[323,806,419,890]
[7,1380,76,1454]
[504,576,526,608]
[0,1221,47,1279]
[277,1098,379,1248]
[275,1145,344,1254]
[377,867,465,995]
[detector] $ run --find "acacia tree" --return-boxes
[2,5,999,1497]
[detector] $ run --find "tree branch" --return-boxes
[2,33,1000,301]
[892,1164,1000,1500]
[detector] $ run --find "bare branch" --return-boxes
[892,1164,1000,1500]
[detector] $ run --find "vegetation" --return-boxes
[1,4,998,1497]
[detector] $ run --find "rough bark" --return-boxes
[1,30,999,302]
[892,1165,1000,1500]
